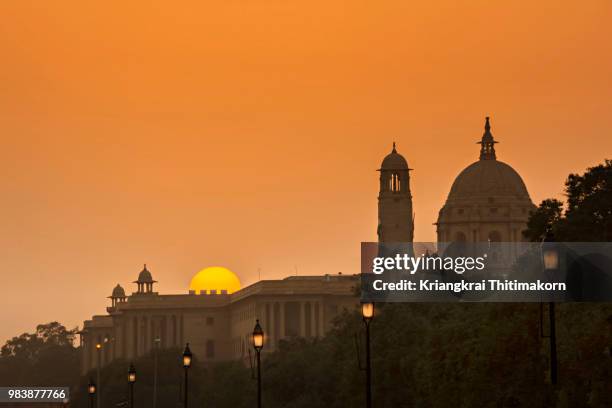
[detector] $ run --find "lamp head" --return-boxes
[361,302,374,322]
[128,363,136,383]
[183,343,193,368]
[252,319,264,351]
[541,228,559,271]
[88,379,96,395]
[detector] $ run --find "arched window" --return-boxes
[454,232,467,243]
[389,173,401,192]
[488,231,502,261]
[488,231,502,242]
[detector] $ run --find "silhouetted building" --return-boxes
[436,117,535,244]
[377,143,414,243]
[81,121,537,374]
[80,266,358,374]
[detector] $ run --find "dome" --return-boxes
[189,266,241,294]
[135,264,156,283]
[447,159,531,200]
[380,143,409,170]
[446,117,532,202]
[437,117,535,244]
[111,284,126,298]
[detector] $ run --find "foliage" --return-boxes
[523,160,612,241]
[0,322,79,387]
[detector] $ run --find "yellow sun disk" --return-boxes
[189,266,241,294]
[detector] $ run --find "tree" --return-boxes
[0,322,79,387]
[523,199,563,242]
[524,160,612,242]
[1,322,76,359]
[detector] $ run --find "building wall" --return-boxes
[81,276,358,374]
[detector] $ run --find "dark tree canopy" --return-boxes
[524,159,612,241]
[523,198,564,242]
[0,322,79,387]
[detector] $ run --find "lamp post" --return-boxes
[87,379,96,408]
[182,343,192,408]
[252,319,264,408]
[153,337,161,408]
[128,363,136,408]
[361,302,374,408]
[95,342,102,408]
[541,229,559,385]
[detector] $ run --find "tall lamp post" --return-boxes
[153,337,161,408]
[542,230,559,385]
[95,342,102,408]
[87,379,96,408]
[128,363,136,408]
[182,343,192,408]
[252,320,264,408]
[361,302,374,408]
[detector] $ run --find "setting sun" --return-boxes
[189,266,241,294]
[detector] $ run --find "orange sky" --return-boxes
[1,1,611,343]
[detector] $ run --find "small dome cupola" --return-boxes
[478,116,497,160]
[380,142,409,170]
[378,142,412,194]
[134,264,157,294]
[111,284,126,298]
[108,283,127,309]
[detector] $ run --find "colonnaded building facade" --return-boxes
[80,116,536,374]
[80,268,358,374]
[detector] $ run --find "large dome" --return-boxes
[447,159,531,200]
[437,117,535,244]
[189,266,241,294]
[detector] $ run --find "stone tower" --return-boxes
[377,143,414,243]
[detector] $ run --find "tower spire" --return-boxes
[478,116,497,160]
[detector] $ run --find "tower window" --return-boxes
[389,173,401,192]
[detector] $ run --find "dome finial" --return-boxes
[478,116,497,160]
[392,141,396,153]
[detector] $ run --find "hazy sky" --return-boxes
[1,1,612,343]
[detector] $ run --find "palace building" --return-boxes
[80,266,358,374]
[80,116,535,373]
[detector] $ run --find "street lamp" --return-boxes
[541,229,559,385]
[252,319,264,408]
[128,363,136,408]
[87,379,96,408]
[361,302,374,408]
[182,343,192,408]
[153,337,161,408]
[95,342,102,408]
